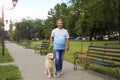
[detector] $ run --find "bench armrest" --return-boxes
[73,52,81,59]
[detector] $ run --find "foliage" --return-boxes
[12,0,120,43]
[13,18,44,42]
[45,0,120,42]
[0,65,22,80]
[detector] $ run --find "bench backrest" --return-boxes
[41,41,50,49]
[87,43,120,63]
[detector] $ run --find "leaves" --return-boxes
[10,0,120,42]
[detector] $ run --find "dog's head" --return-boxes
[46,53,54,61]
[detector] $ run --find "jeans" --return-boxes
[54,50,65,71]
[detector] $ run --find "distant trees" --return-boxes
[11,18,44,41]
[44,0,120,42]
[11,0,120,43]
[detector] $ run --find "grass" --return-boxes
[0,44,22,80]
[0,65,22,80]
[0,44,14,63]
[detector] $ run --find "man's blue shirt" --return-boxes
[51,28,69,50]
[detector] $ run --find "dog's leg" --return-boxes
[53,72,56,77]
[45,66,48,74]
[48,69,51,78]
[45,62,48,74]
[53,66,56,77]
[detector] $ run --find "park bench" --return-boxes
[73,43,120,79]
[35,41,50,55]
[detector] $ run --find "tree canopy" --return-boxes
[10,0,120,43]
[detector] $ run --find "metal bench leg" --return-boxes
[40,49,42,55]
[35,47,39,53]
[74,59,77,70]
[84,61,89,70]
[35,47,37,53]
[84,61,87,70]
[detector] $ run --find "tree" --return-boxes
[32,19,44,39]
[46,3,78,37]
[11,0,120,43]
[13,18,44,41]
[69,0,120,42]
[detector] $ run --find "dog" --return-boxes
[45,53,56,78]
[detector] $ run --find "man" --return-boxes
[50,19,70,76]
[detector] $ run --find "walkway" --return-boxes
[5,42,111,80]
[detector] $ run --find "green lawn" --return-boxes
[28,40,120,79]
[0,44,22,80]
[0,65,22,80]
[0,44,14,63]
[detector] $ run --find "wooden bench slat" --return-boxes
[89,48,120,54]
[35,41,50,55]
[89,48,106,52]
[89,45,120,50]
[88,54,120,62]
[88,51,120,58]
[42,43,49,44]
[77,57,120,67]
[41,45,49,47]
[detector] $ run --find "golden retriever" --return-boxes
[45,53,56,78]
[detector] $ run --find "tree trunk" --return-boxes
[90,29,93,41]
[90,31,93,41]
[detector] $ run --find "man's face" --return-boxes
[57,21,63,29]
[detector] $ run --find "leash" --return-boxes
[49,46,53,53]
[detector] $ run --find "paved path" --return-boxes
[5,42,110,80]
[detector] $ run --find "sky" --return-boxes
[0,0,66,30]
[0,0,66,21]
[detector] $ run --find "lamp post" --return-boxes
[1,0,18,56]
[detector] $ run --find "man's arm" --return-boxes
[66,38,69,51]
[50,37,53,47]
[50,30,54,48]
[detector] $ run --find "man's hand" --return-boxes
[50,44,53,48]
[66,38,69,51]
[50,37,53,48]
[66,47,69,51]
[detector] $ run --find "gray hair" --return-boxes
[56,19,63,23]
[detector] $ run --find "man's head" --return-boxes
[56,19,63,29]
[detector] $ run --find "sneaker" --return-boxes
[59,70,64,75]
[56,71,61,77]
